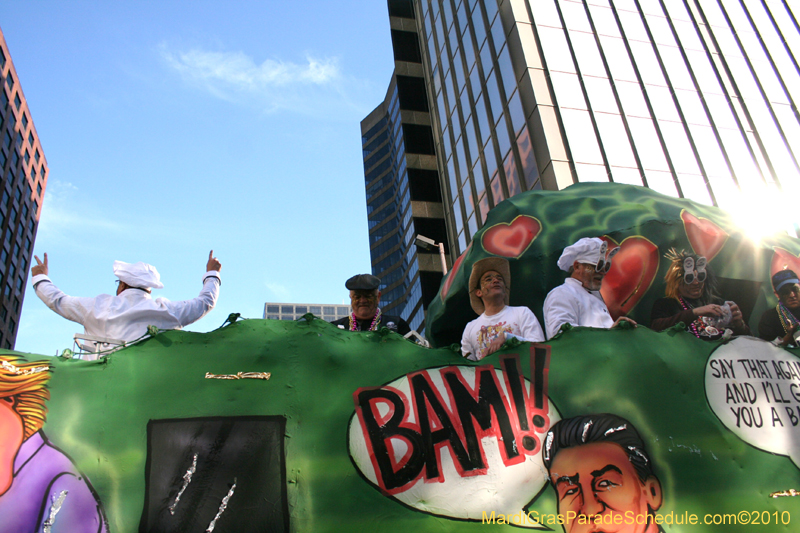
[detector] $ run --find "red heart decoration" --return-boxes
[600,236,660,320]
[770,248,800,280]
[441,246,470,301]
[681,210,728,261]
[481,215,541,258]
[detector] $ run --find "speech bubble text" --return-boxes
[705,337,800,467]
[348,348,558,527]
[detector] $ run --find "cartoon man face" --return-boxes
[549,441,662,533]
[0,395,24,495]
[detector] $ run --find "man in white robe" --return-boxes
[31,251,221,358]
[543,238,635,339]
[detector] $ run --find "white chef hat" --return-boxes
[113,261,164,289]
[557,237,604,272]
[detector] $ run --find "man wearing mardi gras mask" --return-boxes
[650,249,748,340]
[542,414,664,533]
[0,355,107,532]
[544,238,636,339]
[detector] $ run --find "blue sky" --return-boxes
[3,2,396,355]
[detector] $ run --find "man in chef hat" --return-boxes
[31,251,221,358]
[543,237,635,339]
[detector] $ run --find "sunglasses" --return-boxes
[593,242,620,274]
[683,256,707,284]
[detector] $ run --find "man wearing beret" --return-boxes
[330,274,411,335]
[31,251,222,358]
[461,257,544,361]
[759,269,800,347]
[544,237,635,339]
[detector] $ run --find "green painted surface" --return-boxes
[15,317,797,532]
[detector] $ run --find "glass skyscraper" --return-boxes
[366,0,800,331]
[0,28,47,349]
[361,2,449,334]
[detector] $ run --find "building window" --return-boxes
[14,188,20,203]
[24,238,31,251]
[11,151,18,168]
[16,276,22,292]
[0,90,6,108]
[21,205,27,219]
[2,190,9,207]
[0,47,5,67]
[3,132,10,150]
[6,73,13,90]
[28,133,34,146]
[12,297,18,312]
[0,150,5,169]
[16,131,23,146]
[39,167,45,179]
[0,307,7,322]
[28,217,34,233]
[19,256,25,272]
[8,264,15,279]
[36,183,41,196]
[13,93,20,111]
[10,208,17,223]
[13,243,19,259]
[23,150,29,165]
[21,113,28,130]
[4,284,11,299]
[34,149,39,162]
[9,318,15,334]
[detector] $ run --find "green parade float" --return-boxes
[1,183,798,532]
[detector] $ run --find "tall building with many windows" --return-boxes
[365,0,800,327]
[264,302,351,322]
[0,29,47,349]
[361,1,450,334]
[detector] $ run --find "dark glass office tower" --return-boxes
[360,2,449,334]
[0,29,47,348]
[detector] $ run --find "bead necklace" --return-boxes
[678,297,719,338]
[350,308,382,331]
[776,303,800,336]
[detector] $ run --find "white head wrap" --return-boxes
[557,237,604,272]
[113,261,164,289]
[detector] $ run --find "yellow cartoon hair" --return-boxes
[0,354,51,439]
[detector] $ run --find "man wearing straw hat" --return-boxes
[30,251,221,357]
[461,257,544,361]
[544,237,635,339]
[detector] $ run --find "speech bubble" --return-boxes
[348,353,559,528]
[705,336,800,467]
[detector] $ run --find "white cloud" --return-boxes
[265,282,292,302]
[159,45,367,116]
[35,180,130,246]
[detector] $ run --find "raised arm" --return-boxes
[164,250,222,327]
[31,253,94,325]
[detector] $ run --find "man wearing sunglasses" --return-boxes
[759,269,800,347]
[544,237,636,340]
[31,251,221,358]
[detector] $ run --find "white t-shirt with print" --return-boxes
[461,305,544,361]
